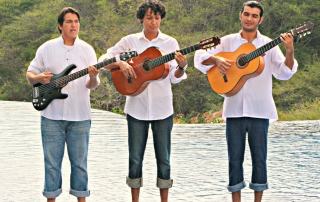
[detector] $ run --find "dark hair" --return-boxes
[241,1,264,17]
[57,7,80,33]
[136,0,166,20]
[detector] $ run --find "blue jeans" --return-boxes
[126,114,173,189]
[41,116,91,198]
[226,117,269,192]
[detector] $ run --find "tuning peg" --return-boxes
[307,31,311,34]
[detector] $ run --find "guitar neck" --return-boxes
[56,57,117,85]
[246,36,283,62]
[150,44,200,67]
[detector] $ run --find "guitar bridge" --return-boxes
[221,73,228,83]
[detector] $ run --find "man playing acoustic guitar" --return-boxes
[98,1,187,201]
[194,1,298,202]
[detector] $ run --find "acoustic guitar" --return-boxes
[207,21,314,97]
[111,36,221,96]
[31,51,138,111]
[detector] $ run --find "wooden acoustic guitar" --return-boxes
[111,36,221,96]
[207,21,314,97]
[31,51,138,111]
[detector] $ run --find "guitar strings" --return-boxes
[246,37,282,62]
[38,57,179,95]
[37,44,204,94]
[37,57,119,94]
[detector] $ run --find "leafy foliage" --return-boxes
[0,0,319,121]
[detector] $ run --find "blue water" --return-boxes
[0,101,319,202]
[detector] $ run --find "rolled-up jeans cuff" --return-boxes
[227,181,246,192]
[42,188,62,198]
[156,177,173,189]
[69,189,90,198]
[126,176,143,188]
[249,182,269,192]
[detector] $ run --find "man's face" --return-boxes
[58,13,80,41]
[239,6,262,32]
[141,8,162,35]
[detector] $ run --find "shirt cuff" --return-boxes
[194,51,215,74]
[171,70,187,84]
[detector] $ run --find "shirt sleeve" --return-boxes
[107,37,129,59]
[194,49,215,74]
[27,45,45,74]
[84,45,100,85]
[88,46,98,66]
[194,36,226,74]
[168,39,187,84]
[270,46,298,80]
[98,36,130,64]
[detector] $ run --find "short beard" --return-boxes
[241,22,259,32]
[242,26,258,32]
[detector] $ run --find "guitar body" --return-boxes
[111,47,169,96]
[207,43,264,97]
[32,64,76,111]
[110,36,221,96]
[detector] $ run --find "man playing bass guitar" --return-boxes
[194,1,298,202]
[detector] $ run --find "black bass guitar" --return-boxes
[31,51,138,111]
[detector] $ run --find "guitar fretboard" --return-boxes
[246,36,283,62]
[150,44,200,68]
[55,58,117,87]
[40,57,118,91]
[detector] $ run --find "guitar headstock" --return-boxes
[119,51,138,61]
[199,36,221,50]
[291,21,314,38]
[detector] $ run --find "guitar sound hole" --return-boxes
[142,60,152,72]
[237,55,248,69]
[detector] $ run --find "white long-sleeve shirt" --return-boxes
[194,31,298,122]
[28,36,99,121]
[99,30,187,120]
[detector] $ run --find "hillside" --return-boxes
[0,0,319,122]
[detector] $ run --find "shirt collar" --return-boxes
[138,29,165,41]
[237,30,262,42]
[59,36,79,46]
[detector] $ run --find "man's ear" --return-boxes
[259,16,264,24]
[239,11,242,20]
